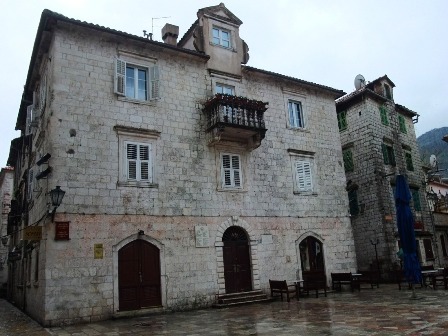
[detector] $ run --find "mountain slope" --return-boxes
[417,127,448,179]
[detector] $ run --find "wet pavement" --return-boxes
[2,284,448,335]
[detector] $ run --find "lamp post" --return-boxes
[370,238,380,279]
[49,186,65,221]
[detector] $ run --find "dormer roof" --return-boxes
[366,75,396,89]
[197,3,243,26]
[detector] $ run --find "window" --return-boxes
[384,84,392,99]
[212,27,231,48]
[337,111,347,131]
[411,189,421,211]
[343,148,354,172]
[348,189,359,216]
[398,115,407,134]
[381,143,396,166]
[380,106,389,125]
[215,83,235,95]
[125,142,152,182]
[221,154,242,188]
[405,152,414,171]
[115,58,159,101]
[288,100,305,128]
[27,169,34,201]
[423,239,435,261]
[441,235,448,257]
[115,126,160,187]
[294,160,313,192]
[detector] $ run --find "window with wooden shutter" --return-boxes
[295,160,313,192]
[337,111,347,131]
[126,142,151,182]
[380,106,389,126]
[405,152,414,171]
[382,143,395,166]
[221,154,242,188]
[343,148,354,172]
[399,115,407,133]
[115,58,160,101]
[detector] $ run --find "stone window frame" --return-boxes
[114,52,160,104]
[215,144,248,193]
[114,126,160,188]
[288,149,316,195]
[381,142,396,166]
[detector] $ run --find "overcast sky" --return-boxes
[1,0,447,166]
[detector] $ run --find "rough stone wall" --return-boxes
[0,169,14,286]
[22,21,356,326]
[339,86,434,275]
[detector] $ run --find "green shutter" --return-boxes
[343,149,354,172]
[399,115,407,133]
[382,144,389,164]
[380,106,389,125]
[406,152,414,171]
[338,111,347,131]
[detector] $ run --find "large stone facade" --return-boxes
[336,76,435,277]
[0,167,14,291]
[7,5,356,326]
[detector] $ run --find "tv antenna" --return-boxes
[354,74,366,90]
[430,154,438,168]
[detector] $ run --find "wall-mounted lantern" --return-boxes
[49,186,66,221]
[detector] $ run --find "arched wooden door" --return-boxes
[118,239,161,311]
[223,226,252,293]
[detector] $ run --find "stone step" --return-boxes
[213,290,271,308]
[213,297,272,308]
[216,290,264,300]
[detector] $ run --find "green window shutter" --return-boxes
[338,111,347,131]
[411,189,421,211]
[390,147,396,166]
[343,149,354,172]
[399,115,407,133]
[380,106,389,125]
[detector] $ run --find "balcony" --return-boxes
[202,94,268,149]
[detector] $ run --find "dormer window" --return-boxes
[212,27,231,48]
[384,84,392,99]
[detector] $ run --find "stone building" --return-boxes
[0,167,14,295]
[6,4,356,326]
[336,75,435,277]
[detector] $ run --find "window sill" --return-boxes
[288,126,309,133]
[117,96,158,106]
[117,181,159,188]
[209,42,236,52]
[217,188,247,193]
[293,191,317,196]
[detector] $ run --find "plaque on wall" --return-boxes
[23,226,42,241]
[55,221,70,241]
[94,244,104,259]
[195,225,209,247]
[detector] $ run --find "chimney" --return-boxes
[162,24,179,46]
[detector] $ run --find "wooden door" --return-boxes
[118,240,161,311]
[223,226,252,293]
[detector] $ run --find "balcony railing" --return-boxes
[202,94,268,145]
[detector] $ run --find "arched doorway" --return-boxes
[299,236,324,275]
[222,226,252,293]
[118,239,161,311]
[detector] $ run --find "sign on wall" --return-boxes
[23,226,42,240]
[94,244,104,259]
[55,221,70,241]
[195,225,210,247]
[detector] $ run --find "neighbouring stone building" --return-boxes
[336,75,435,278]
[0,167,14,295]
[6,4,356,326]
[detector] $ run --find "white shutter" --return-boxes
[222,154,241,188]
[115,58,126,95]
[150,65,160,99]
[139,144,151,182]
[296,160,312,192]
[39,73,47,114]
[232,155,241,187]
[25,105,33,135]
[127,143,137,180]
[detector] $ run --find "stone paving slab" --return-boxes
[2,285,448,335]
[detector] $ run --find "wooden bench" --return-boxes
[269,280,298,302]
[432,267,448,290]
[331,272,359,291]
[357,270,380,289]
[302,272,327,298]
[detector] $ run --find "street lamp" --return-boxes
[49,186,66,221]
